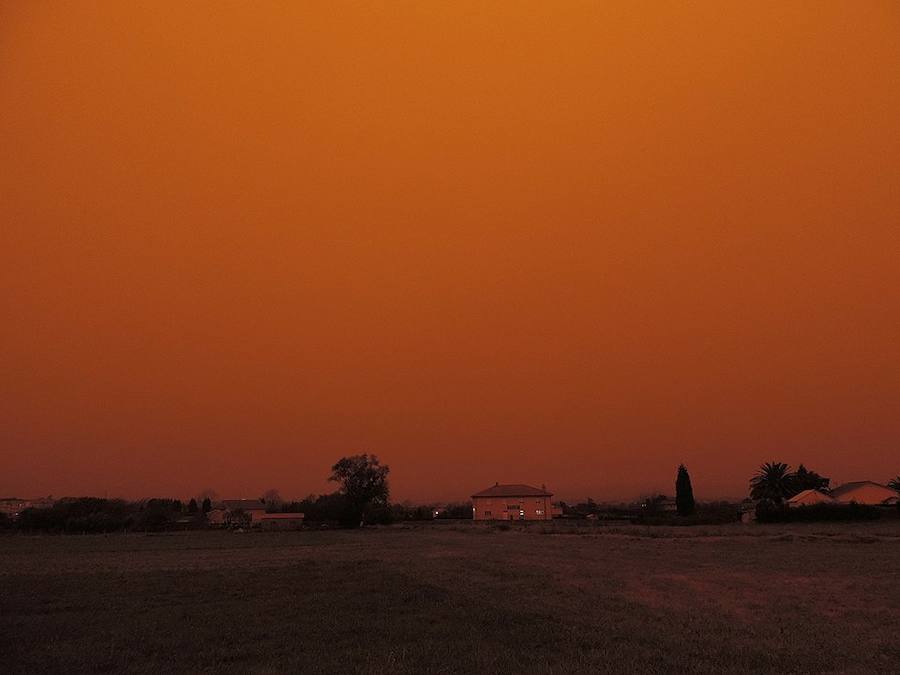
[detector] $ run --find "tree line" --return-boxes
[1,454,469,533]
[4,456,896,533]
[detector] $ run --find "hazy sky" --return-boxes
[2,2,898,502]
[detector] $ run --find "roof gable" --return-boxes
[787,489,835,505]
[830,481,897,503]
[830,481,892,496]
[471,483,552,498]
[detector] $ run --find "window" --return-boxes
[536,509,544,515]
[484,511,491,517]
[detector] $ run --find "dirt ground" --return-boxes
[2,521,898,673]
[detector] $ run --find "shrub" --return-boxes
[363,503,394,525]
[756,501,880,523]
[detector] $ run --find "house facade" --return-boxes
[471,483,554,521]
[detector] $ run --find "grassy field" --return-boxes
[2,521,899,674]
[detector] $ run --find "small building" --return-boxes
[206,507,228,526]
[257,513,305,530]
[471,483,553,521]
[0,497,54,518]
[739,500,758,523]
[787,489,836,508]
[830,481,899,506]
[208,499,268,526]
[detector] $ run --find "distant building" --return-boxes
[739,500,757,523]
[208,499,268,526]
[829,481,899,506]
[206,507,228,526]
[639,495,677,514]
[0,497,54,518]
[787,489,836,508]
[659,498,678,513]
[471,483,554,521]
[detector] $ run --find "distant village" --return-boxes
[2,459,898,533]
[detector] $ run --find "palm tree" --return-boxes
[888,476,900,492]
[749,462,795,503]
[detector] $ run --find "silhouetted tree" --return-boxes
[261,489,283,511]
[201,497,211,513]
[329,454,390,528]
[675,464,696,516]
[791,465,830,493]
[888,476,900,492]
[749,462,794,503]
[187,498,198,513]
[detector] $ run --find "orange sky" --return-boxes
[2,2,898,502]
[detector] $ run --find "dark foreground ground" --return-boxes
[2,521,899,674]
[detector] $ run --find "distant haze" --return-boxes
[1,3,898,503]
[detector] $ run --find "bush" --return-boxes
[364,503,395,526]
[15,497,193,533]
[756,501,881,523]
[435,502,474,520]
[17,498,134,533]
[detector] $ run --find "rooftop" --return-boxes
[787,489,835,503]
[472,483,552,498]
[830,481,893,498]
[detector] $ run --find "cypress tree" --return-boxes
[675,464,696,516]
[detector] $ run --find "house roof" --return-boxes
[787,489,835,505]
[829,481,897,503]
[830,480,887,494]
[471,483,552,498]
[259,512,305,520]
[221,499,266,511]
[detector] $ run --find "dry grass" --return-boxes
[2,521,899,673]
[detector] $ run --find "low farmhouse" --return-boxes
[208,499,268,526]
[829,481,899,506]
[787,489,836,507]
[472,483,554,521]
